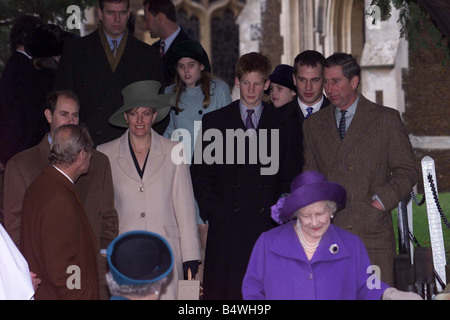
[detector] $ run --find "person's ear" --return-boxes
[44,109,52,124]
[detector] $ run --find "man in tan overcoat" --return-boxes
[302,53,420,286]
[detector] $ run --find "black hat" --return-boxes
[107,231,174,285]
[26,24,75,58]
[167,40,211,75]
[269,64,297,93]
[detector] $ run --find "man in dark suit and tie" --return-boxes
[190,52,302,300]
[275,50,330,164]
[143,0,191,134]
[278,50,330,125]
[54,0,164,146]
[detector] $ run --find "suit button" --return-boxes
[140,212,145,217]
[198,110,203,115]
[139,186,144,192]
[258,207,265,214]
[233,207,240,213]
[347,165,353,170]
[306,273,313,280]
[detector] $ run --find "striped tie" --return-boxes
[246,109,255,129]
[159,39,165,57]
[338,110,347,139]
[111,39,118,58]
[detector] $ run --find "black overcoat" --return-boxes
[190,100,302,299]
[54,29,164,146]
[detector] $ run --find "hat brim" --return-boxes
[269,74,297,93]
[107,230,174,286]
[109,95,174,128]
[168,50,211,76]
[277,181,346,222]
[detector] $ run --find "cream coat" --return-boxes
[97,129,200,300]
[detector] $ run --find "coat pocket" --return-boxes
[164,225,180,238]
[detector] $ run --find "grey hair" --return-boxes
[105,272,167,298]
[296,200,338,217]
[49,124,93,166]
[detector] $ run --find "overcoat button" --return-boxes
[140,212,145,217]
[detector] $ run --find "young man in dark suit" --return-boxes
[54,0,164,146]
[190,52,302,300]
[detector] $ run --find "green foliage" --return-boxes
[371,0,450,64]
[0,0,97,71]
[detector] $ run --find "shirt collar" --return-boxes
[335,94,359,117]
[298,95,324,116]
[162,26,181,51]
[105,32,125,50]
[239,101,263,122]
[52,165,74,184]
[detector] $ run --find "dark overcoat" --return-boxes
[302,94,420,286]
[54,29,164,146]
[190,100,302,299]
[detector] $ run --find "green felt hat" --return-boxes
[109,80,176,128]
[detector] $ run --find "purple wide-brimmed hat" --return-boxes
[271,171,346,224]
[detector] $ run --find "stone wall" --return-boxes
[403,47,450,192]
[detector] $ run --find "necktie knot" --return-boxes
[246,109,255,129]
[306,107,314,118]
[338,109,347,139]
[160,39,165,56]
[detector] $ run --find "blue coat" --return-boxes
[242,222,389,300]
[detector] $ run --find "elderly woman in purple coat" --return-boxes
[242,171,422,300]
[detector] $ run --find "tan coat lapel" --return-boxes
[116,129,166,184]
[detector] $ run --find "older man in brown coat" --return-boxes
[20,125,99,299]
[302,53,420,286]
[4,91,118,299]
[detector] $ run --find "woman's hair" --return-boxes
[173,67,216,112]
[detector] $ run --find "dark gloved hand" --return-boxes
[183,260,199,279]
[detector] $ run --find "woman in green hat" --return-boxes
[97,80,201,300]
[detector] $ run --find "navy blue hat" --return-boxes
[269,64,297,93]
[107,231,174,286]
